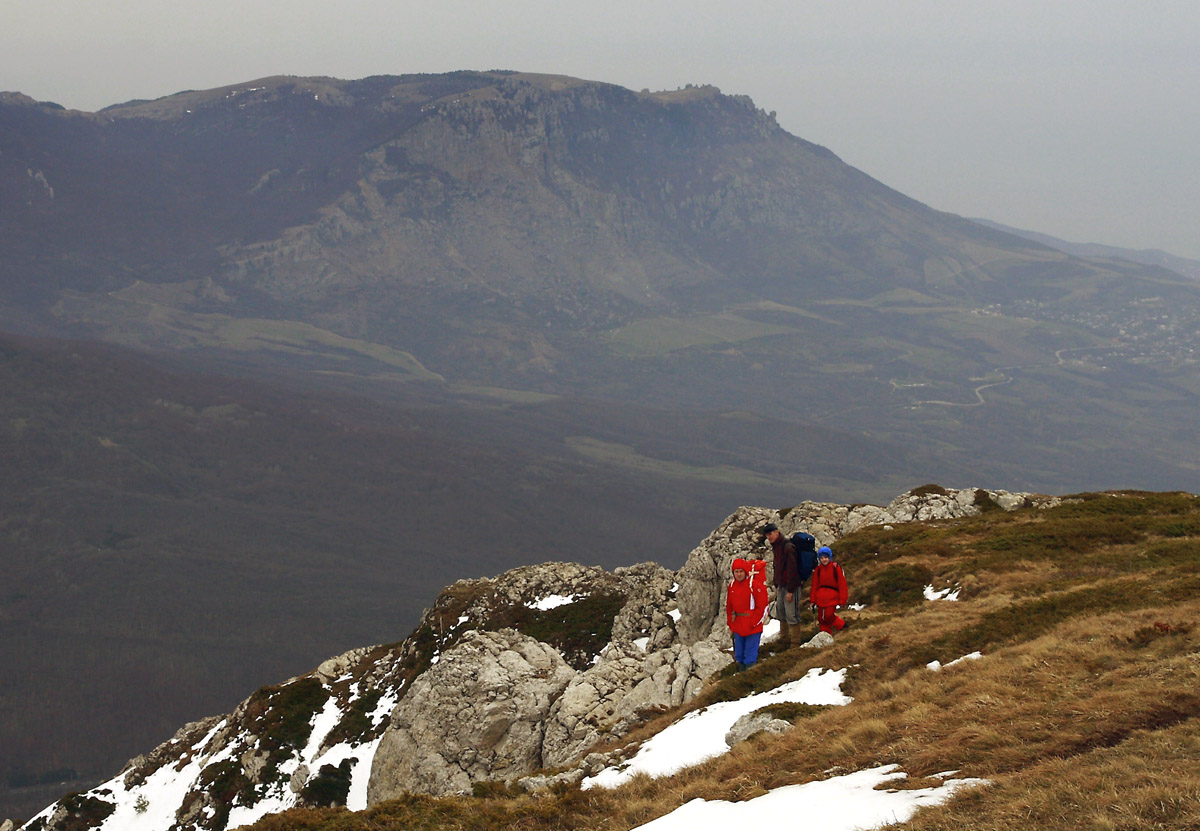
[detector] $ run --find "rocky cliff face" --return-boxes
[19,485,1060,831]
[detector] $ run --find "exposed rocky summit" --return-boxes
[676,485,1059,644]
[21,485,1062,831]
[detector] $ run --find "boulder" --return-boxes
[801,631,835,649]
[725,712,792,747]
[541,639,731,768]
[367,629,575,799]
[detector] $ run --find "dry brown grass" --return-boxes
[244,492,1200,831]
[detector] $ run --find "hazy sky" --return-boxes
[5,1,1198,258]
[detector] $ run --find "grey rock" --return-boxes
[314,646,374,683]
[289,764,310,794]
[240,749,270,781]
[724,712,793,747]
[675,506,778,645]
[540,637,731,768]
[367,629,576,799]
[801,631,835,649]
[517,768,586,792]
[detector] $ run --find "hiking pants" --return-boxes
[733,632,761,666]
[775,589,804,625]
[815,604,846,633]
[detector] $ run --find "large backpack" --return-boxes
[790,531,818,582]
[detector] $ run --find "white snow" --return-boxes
[26,720,234,831]
[667,608,682,622]
[582,668,851,790]
[760,618,781,642]
[633,637,651,651]
[924,585,961,601]
[631,764,987,830]
[926,652,983,672]
[528,593,581,611]
[21,674,414,831]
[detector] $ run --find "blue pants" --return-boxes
[733,632,762,666]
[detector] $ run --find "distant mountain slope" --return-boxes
[4,71,1199,499]
[971,218,1200,281]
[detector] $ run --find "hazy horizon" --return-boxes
[4,1,1198,259]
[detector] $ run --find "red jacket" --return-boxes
[727,558,769,636]
[809,561,848,608]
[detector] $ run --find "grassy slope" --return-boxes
[244,490,1200,831]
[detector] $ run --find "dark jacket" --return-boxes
[770,535,801,592]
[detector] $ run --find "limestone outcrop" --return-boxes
[675,486,1062,644]
[368,629,576,799]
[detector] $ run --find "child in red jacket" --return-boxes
[727,557,769,670]
[809,546,849,634]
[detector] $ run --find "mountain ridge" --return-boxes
[5,71,1197,493]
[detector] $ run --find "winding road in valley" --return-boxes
[904,346,1113,408]
[813,345,1115,423]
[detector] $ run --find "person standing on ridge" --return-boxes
[810,546,850,634]
[727,558,768,670]
[763,522,801,647]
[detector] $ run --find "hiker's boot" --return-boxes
[776,620,791,649]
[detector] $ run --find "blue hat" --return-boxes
[818,546,833,558]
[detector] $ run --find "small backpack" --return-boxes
[790,531,818,582]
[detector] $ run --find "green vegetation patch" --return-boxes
[970,496,1200,572]
[856,563,935,608]
[324,689,384,748]
[181,759,252,830]
[607,313,795,357]
[837,522,958,564]
[918,572,1200,666]
[301,760,353,808]
[44,793,116,831]
[909,483,949,497]
[489,591,627,670]
[246,677,330,755]
[1139,539,1200,568]
[754,701,830,723]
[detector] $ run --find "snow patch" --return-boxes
[528,593,581,611]
[927,652,983,672]
[631,764,988,830]
[583,668,851,789]
[924,585,961,601]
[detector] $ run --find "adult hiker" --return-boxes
[810,545,850,634]
[727,558,769,670]
[763,522,802,646]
